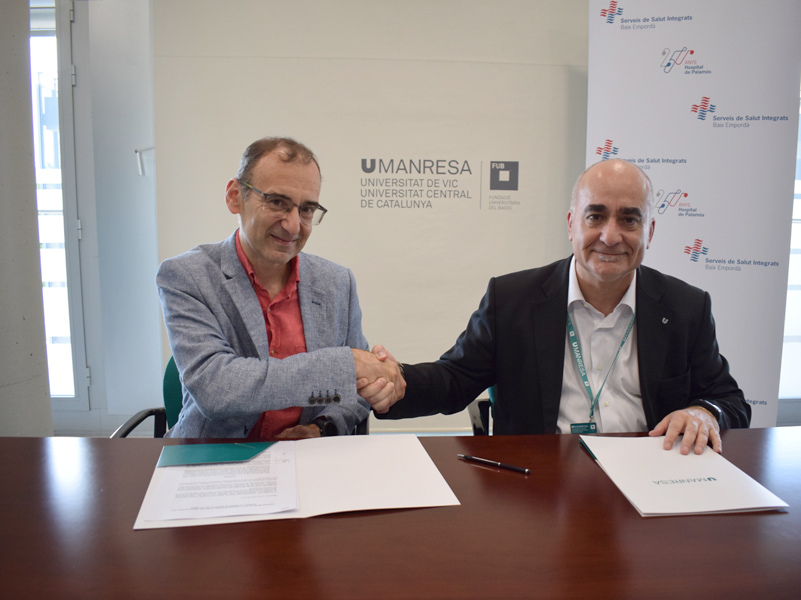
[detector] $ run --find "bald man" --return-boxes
[362,159,750,454]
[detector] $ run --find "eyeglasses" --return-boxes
[239,180,328,226]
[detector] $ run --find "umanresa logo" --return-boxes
[595,139,619,160]
[684,239,709,262]
[691,97,716,120]
[600,1,623,23]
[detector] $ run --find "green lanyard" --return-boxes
[566,310,636,423]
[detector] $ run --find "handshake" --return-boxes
[352,346,406,413]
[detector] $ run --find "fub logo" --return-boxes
[490,162,519,191]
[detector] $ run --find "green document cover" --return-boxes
[156,442,275,467]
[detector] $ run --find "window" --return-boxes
[29,0,88,409]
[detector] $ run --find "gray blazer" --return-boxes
[157,232,370,438]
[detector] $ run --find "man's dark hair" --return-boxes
[236,137,320,185]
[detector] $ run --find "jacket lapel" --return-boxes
[297,255,326,352]
[635,267,673,427]
[533,259,571,432]
[220,233,271,358]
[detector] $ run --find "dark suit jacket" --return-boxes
[378,257,750,434]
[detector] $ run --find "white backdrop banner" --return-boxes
[587,0,801,426]
[154,1,588,432]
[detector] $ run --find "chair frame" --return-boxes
[111,408,167,438]
[467,398,492,435]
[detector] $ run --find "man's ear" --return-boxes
[646,217,655,248]
[225,179,243,215]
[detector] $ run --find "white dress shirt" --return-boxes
[556,257,647,434]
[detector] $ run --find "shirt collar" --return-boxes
[235,228,300,298]
[567,256,637,315]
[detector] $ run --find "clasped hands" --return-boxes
[352,345,405,413]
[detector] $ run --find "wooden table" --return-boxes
[1,428,799,599]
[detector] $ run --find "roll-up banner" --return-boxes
[587,0,801,426]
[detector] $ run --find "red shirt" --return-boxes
[236,230,305,438]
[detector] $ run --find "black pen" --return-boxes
[457,454,530,475]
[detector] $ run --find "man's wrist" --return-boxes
[311,416,338,437]
[692,400,722,425]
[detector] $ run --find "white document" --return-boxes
[580,435,789,517]
[135,434,459,529]
[139,442,297,521]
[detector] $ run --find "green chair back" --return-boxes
[488,384,497,409]
[163,356,183,429]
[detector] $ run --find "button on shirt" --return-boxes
[556,257,647,434]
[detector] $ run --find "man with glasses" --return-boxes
[157,137,404,439]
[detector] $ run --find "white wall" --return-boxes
[0,0,54,436]
[153,0,588,432]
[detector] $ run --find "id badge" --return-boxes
[570,422,597,434]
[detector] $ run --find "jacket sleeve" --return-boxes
[685,291,751,429]
[307,267,371,434]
